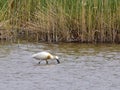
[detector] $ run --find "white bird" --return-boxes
[32,51,60,64]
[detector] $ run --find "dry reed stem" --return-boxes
[0,0,119,43]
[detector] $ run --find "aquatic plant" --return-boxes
[0,0,120,43]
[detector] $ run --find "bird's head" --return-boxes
[55,56,59,59]
[54,56,60,64]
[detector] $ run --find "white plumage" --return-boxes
[32,51,60,64]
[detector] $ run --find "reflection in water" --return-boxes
[0,43,120,90]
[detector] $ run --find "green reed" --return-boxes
[0,0,120,43]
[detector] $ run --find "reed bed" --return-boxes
[0,0,120,43]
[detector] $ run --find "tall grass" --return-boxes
[0,0,120,43]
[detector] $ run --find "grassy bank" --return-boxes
[0,0,120,43]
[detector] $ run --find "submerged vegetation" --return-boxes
[0,0,120,43]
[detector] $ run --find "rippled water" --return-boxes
[0,43,120,90]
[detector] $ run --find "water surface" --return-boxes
[0,43,120,90]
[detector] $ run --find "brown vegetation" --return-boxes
[0,0,120,43]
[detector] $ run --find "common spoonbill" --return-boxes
[32,51,60,64]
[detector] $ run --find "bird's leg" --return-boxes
[38,61,41,64]
[46,60,48,64]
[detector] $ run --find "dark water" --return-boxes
[0,43,120,90]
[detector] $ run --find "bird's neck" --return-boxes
[49,55,54,59]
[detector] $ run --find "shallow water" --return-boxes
[0,43,120,90]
